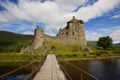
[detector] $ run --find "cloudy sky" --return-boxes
[0,0,120,43]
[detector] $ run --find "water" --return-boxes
[89,59,120,80]
[0,61,29,75]
[61,58,120,80]
[1,58,120,80]
[0,61,40,80]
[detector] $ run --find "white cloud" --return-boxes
[98,26,120,35]
[110,29,120,43]
[75,0,120,21]
[22,31,34,35]
[0,0,120,36]
[86,26,120,43]
[55,0,87,12]
[111,14,120,19]
[86,31,102,41]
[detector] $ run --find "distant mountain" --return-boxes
[0,31,33,53]
[87,41,120,48]
[114,43,120,48]
[87,41,97,47]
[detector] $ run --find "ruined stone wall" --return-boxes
[30,27,44,50]
[52,16,87,46]
[21,16,87,52]
[43,17,87,46]
[44,34,56,42]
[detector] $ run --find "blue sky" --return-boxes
[0,0,120,43]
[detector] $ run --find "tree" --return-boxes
[97,36,113,49]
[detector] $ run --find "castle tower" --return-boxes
[57,16,87,46]
[30,26,44,49]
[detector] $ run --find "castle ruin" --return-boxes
[20,16,87,53]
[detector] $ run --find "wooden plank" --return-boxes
[33,54,66,80]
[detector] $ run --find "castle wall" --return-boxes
[44,34,56,42]
[29,16,87,50]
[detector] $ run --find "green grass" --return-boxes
[46,42,120,58]
[45,42,120,59]
[45,41,82,51]
[0,53,45,60]
[56,50,120,59]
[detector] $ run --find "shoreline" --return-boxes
[60,56,120,61]
[0,60,41,62]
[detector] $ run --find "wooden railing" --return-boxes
[25,55,46,80]
[0,61,34,80]
[58,59,98,80]
[0,55,46,80]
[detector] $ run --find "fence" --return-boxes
[58,59,98,80]
[0,55,46,80]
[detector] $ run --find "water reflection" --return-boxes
[0,62,29,75]
[62,58,120,80]
[117,59,120,79]
[6,74,30,80]
[0,61,40,80]
[90,61,104,80]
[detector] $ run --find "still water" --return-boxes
[1,58,120,80]
[61,58,120,80]
[0,61,40,80]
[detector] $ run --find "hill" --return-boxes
[87,41,120,48]
[87,41,97,47]
[114,43,120,48]
[0,31,33,53]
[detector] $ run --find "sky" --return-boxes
[0,0,120,43]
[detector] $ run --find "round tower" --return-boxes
[30,26,44,49]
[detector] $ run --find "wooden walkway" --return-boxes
[33,54,66,80]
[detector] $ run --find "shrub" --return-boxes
[83,54,86,57]
[73,53,77,57]
[51,46,56,50]
[113,49,120,53]
[97,50,109,54]
[96,53,101,56]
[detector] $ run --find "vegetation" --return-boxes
[56,48,120,59]
[97,36,113,49]
[45,41,120,59]
[0,53,44,60]
[45,41,82,53]
[0,31,33,53]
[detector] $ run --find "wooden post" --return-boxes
[80,73,83,80]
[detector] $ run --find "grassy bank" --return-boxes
[55,50,120,59]
[0,53,45,60]
[45,42,120,59]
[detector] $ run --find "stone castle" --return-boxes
[20,16,87,53]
